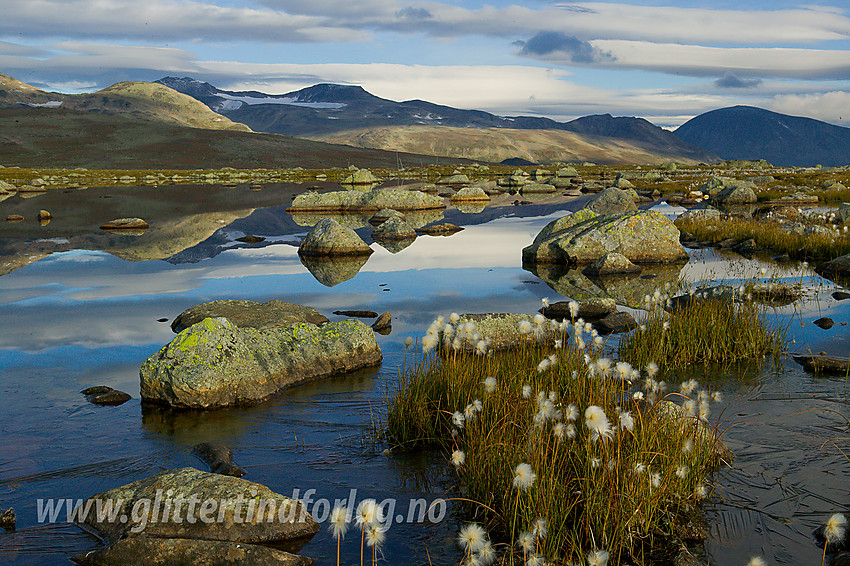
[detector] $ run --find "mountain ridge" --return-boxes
[674,105,850,167]
[156,76,713,162]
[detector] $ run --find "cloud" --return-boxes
[714,72,762,89]
[516,31,614,64]
[769,91,850,125]
[395,6,431,20]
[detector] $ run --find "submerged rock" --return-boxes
[140,317,382,409]
[191,442,245,477]
[793,355,850,376]
[297,218,373,257]
[452,313,560,352]
[71,537,312,566]
[81,386,132,406]
[171,300,329,333]
[100,217,149,231]
[76,467,319,544]
[522,210,688,265]
[299,254,369,287]
[594,311,638,335]
[542,298,617,322]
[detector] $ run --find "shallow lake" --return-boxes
[0,182,848,565]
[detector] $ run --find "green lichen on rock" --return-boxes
[288,188,445,212]
[140,317,382,409]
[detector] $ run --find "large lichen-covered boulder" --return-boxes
[71,537,312,566]
[523,210,688,265]
[140,317,382,409]
[77,467,319,544]
[297,217,372,256]
[711,184,757,205]
[171,300,329,333]
[586,187,637,215]
[287,189,445,212]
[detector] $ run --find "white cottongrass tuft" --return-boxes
[824,513,848,544]
[532,517,547,539]
[365,524,385,548]
[676,465,689,479]
[518,320,533,334]
[452,411,465,429]
[451,450,465,468]
[633,462,646,475]
[457,523,487,553]
[746,557,766,566]
[618,410,634,431]
[585,405,612,442]
[552,422,565,440]
[568,300,579,318]
[329,505,349,540]
[450,312,460,324]
[532,313,545,326]
[536,358,551,373]
[356,499,382,529]
[475,340,488,356]
[541,297,549,308]
[587,549,610,566]
[522,384,532,399]
[682,439,693,453]
[516,531,535,553]
[422,333,439,353]
[646,361,659,377]
[512,463,537,491]
[483,376,497,393]
[404,336,414,348]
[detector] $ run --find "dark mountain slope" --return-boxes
[674,105,850,167]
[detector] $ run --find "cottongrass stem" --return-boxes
[329,505,348,566]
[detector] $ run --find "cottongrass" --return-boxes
[383,313,727,565]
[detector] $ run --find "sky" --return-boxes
[1,0,849,129]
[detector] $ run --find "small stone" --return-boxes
[37,210,52,220]
[814,317,834,330]
[371,311,392,332]
[0,508,14,531]
[236,235,265,244]
[5,215,24,222]
[82,386,131,406]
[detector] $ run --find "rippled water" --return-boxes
[0,182,849,565]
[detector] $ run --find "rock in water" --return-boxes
[81,386,132,406]
[371,312,392,332]
[192,442,246,477]
[76,467,318,544]
[297,218,373,256]
[371,216,416,241]
[522,210,688,265]
[141,317,382,409]
[100,218,149,231]
[594,311,638,335]
[814,317,835,330]
[171,300,329,333]
[586,187,638,215]
[793,355,850,376]
[541,298,617,322]
[71,537,312,566]
[0,508,14,531]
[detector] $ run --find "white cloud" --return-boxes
[769,91,850,124]
[585,40,850,80]
[0,0,368,43]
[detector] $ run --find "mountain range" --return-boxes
[156,76,713,164]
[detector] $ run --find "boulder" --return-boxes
[711,185,757,205]
[839,203,850,224]
[417,223,463,236]
[555,166,579,178]
[542,298,616,322]
[452,313,559,352]
[519,182,556,194]
[819,254,850,280]
[522,210,689,265]
[70,537,312,566]
[81,386,131,406]
[793,355,850,376]
[582,252,641,276]
[341,168,378,185]
[371,216,416,241]
[100,218,149,231]
[613,177,635,189]
[371,312,392,332]
[594,311,638,335]
[747,282,800,304]
[677,208,721,222]
[76,467,318,544]
[140,317,382,409]
[586,187,638,215]
[451,187,490,202]
[287,189,445,212]
[297,218,373,256]
[192,442,245,477]
[436,174,470,186]
[171,300,329,333]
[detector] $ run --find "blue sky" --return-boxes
[1,0,849,128]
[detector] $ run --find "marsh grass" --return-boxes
[618,297,786,372]
[676,216,850,261]
[384,321,728,565]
